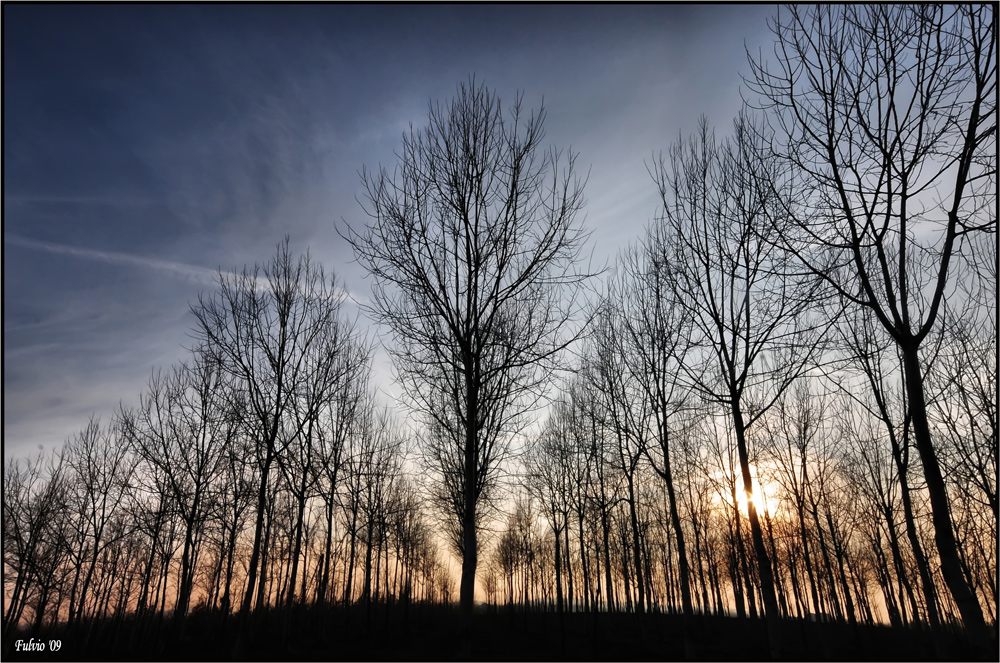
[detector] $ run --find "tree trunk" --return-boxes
[459,360,479,654]
[601,504,615,612]
[256,494,274,612]
[765,508,790,618]
[238,441,274,630]
[732,401,782,658]
[319,497,336,605]
[345,508,359,606]
[795,492,821,618]
[563,518,574,612]
[824,507,856,627]
[287,473,309,609]
[900,344,992,654]
[890,423,942,632]
[687,484,711,613]
[730,485,752,619]
[647,411,688,614]
[660,439,694,620]
[577,506,591,614]
[626,477,646,615]
[173,515,196,637]
[553,521,566,654]
[222,522,237,616]
[883,504,918,626]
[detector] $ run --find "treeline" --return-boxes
[3,242,456,650]
[3,232,992,652]
[3,4,997,660]
[481,317,995,628]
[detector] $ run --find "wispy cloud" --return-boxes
[5,234,222,287]
[5,233,367,305]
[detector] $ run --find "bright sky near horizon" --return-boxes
[3,3,779,462]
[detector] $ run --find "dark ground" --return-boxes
[4,601,992,661]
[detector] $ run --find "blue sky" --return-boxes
[3,4,777,461]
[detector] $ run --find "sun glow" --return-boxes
[713,465,784,519]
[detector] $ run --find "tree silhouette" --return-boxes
[3,450,69,640]
[651,114,824,656]
[120,348,233,635]
[747,4,996,652]
[343,77,593,649]
[190,237,357,654]
[616,225,697,632]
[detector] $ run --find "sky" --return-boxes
[3,3,778,462]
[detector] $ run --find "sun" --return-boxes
[713,464,784,519]
[736,476,782,518]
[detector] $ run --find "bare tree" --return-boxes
[387,477,428,619]
[353,399,405,612]
[3,450,69,641]
[651,114,823,656]
[275,310,366,612]
[120,347,233,632]
[125,439,177,623]
[211,397,256,619]
[832,300,950,635]
[190,237,352,651]
[761,381,845,623]
[62,417,136,631]
[343,77,593,641]
[616,224,696,626]
[747,4,996,650]
[562,376,596,614]
[575,358,624,614]
[927,295,997,624]
[420,404,498,576]
[313,339,370,608]
[928,287,997,535]
[524,401,576,643]
[587,298,651,616]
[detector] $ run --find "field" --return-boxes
[4,602,987,661]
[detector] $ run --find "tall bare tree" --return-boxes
[62,417,136,631]
[651,114,823,656]
[343,78,593,642]
[747,4,996,650]
[313,339,370,608]
[587,298,651,616]
[275,309,365,612]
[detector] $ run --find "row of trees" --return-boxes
[509,324,994,627]
[4,3,996,659]
[3,241,456,651]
